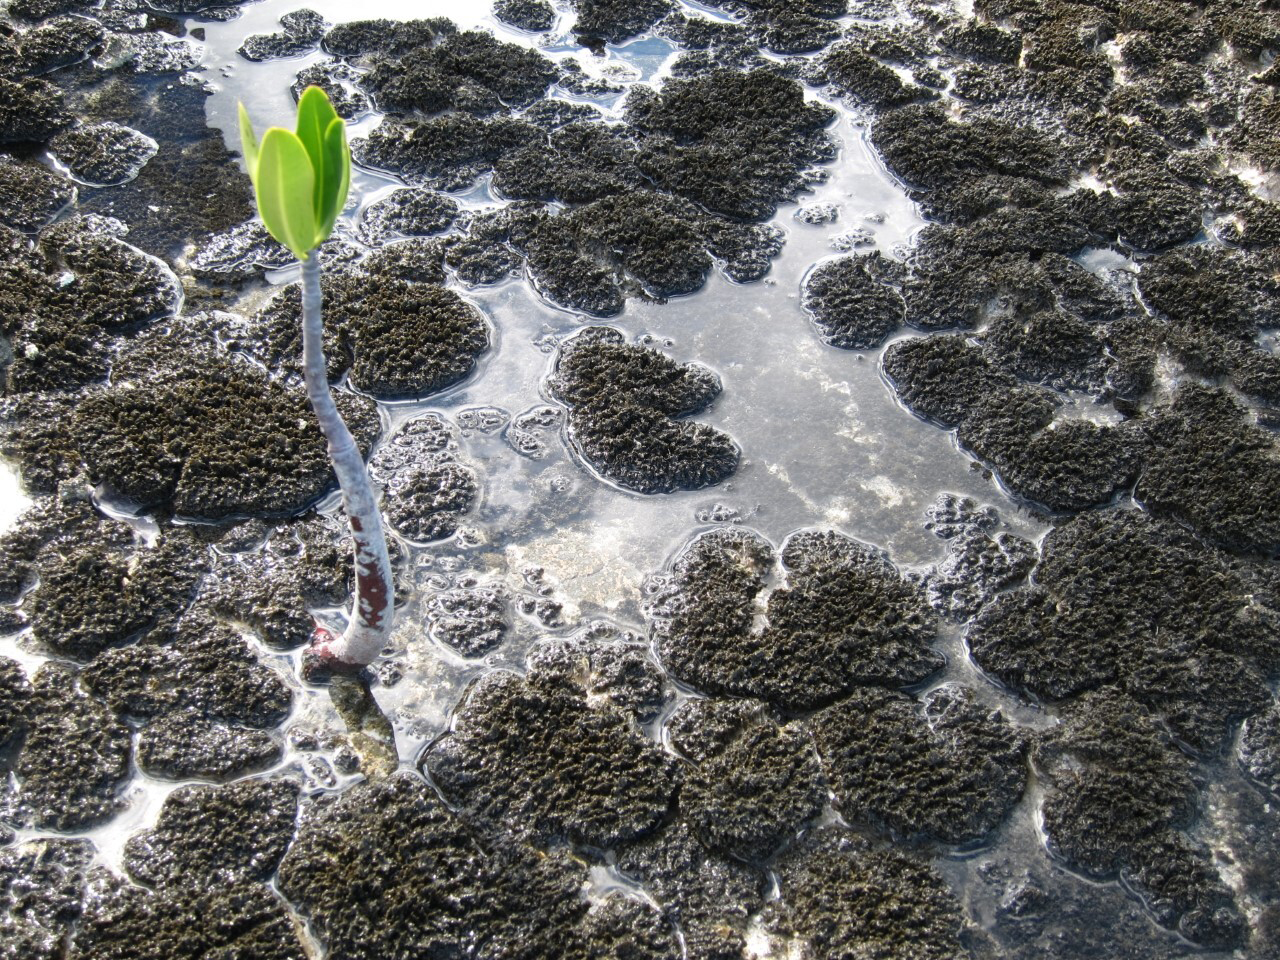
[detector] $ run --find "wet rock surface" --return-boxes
[548,326,738,494]
[650,527,942,710]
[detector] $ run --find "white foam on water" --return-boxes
[0,460,31,533]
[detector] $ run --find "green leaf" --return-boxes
[317,115,350,240]
[295,87,338,207]
[237,102,260,185]
[256,128,318,260]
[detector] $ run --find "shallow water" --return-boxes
[179,0,1060,760]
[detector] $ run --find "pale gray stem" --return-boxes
[301,248,394,667]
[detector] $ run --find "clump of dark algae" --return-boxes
[10,662,130,831]
[810,685,1027,846]
[0,157,75,233]
[802,252,907,349]
[547,326,739,494]
[649,527,942,710]
[24,523,199,660]
[0,218,180,398]
[968,510,1280,945]
[0,836,94,958]
[66,780,308,960]
[343,56,832,311]
[763,829,970,959]
[244,270,489,400]
[368,413,479,544]
[48,122,157,187]
[970,509,1280,754]
[279,773,679,959]
[422,667,679,849]
[355,186,458,245]
[69,327,379,520]
[666,698,826,863]
[883,335,1144,512]
[813,39,932,110]
[569,0,674,45]
[1138,246,1280,407]
[238,8,327,62]
[613,817,765,959]
[322,17,556,118]
[495,0,555,33]
[81,606,292,781]
[527,628,669,720]
[915,493,1036,620]
[1032,692,1247,948]
[625,68,837,221]
[426,582,508,658]
[376,455,478,545]
[475,192,782,316]
[1137,383,1280,555]
[1241,701,1280,799]
[683,0,847,55]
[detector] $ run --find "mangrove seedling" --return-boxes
[239,87,393,670]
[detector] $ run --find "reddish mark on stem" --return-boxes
[357,562,391,629]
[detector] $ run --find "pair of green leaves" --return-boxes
[238,86,350,261]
